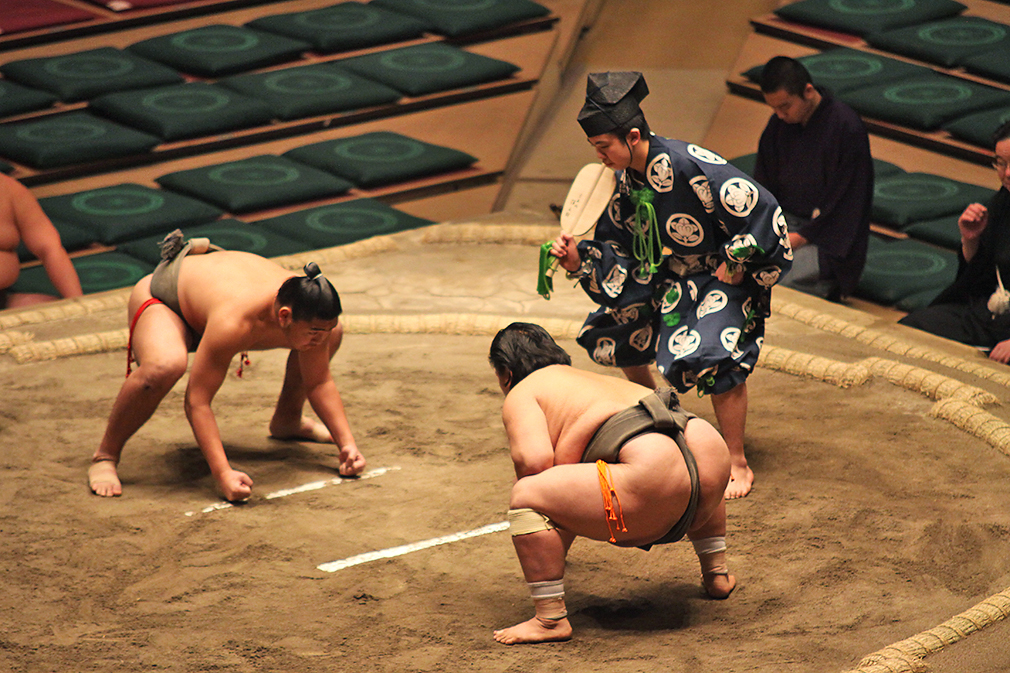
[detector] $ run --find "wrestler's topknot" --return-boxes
[277,262,342,322]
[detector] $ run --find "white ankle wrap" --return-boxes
[692,536,727,556]
[529,579,567,620]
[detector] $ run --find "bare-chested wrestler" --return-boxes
[489,322,735,645]
[0,173,82,309]
[89,232,365,502]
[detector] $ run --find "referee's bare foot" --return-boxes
[725,463,753,500]
[89,460,122,497]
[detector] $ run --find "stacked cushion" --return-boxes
[118,219,310,264]
[773,0,966,37]
[11,251,153,296]
[253,198,433,247]
[0,111,160,168]
[855,235,958,308]
[0,80,58,118]
[370,0,550,37]
[866,16,1010,69]
[871,172,994,228]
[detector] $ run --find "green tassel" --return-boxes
[537,241,558,300]
[663,312,680,328]
[629,187,662,277]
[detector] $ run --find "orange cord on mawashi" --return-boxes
[596,459,627,543]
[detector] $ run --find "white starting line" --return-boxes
[184,466,400,516]
[317,521,509,573]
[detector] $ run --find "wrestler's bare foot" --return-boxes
[493,617,572,645]
[703,572,737,599]
[725,463,754,500]
[89,460,122,497]
[269,416,333,443]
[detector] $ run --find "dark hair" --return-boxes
[993,119,1010,148]
[489,322,571,388]
[612,111,651,142]
[760,56,812,96]
[276,262,342,322]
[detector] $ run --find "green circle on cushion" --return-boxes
[414,0,498,9]
[71,189,166,216]
[882,81,973,105]
[917,23,1006,46]
[305,207,399,235]
[332,137,426,163]
[190,227,272,252]
[16,120,107,143]
[804,54,884,79]
[140,89,232,113]
[864,248,951,278]
[262,71,353,95]
[379,49,466,73]
[874,176,960,201]
[828,0,915,14]
[170,30,260,53]
[207,163,302,186]
[45,54,135,79]
[294,6,381,28]
[77,257,150,290]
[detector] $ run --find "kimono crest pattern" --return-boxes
[572,135,792,395]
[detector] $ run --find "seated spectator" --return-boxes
[755,56,873,303]
[0,174,82,308]
[899,121,1010,362]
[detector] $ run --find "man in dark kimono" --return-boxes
[755,56,873,303]
[550,72,792,498]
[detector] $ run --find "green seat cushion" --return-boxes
[0,160,13,174]
[283,131,477,188]
[370,0,550,37]
[127,24,311,77]
[895,286,946,312]
[156,155,353,213]
[11,251,153,296]
[17,219,95,261]
[252,198,433,247]
[855,236,958,306]
[903,214,961,249]
[866,16,1010,69]
[246,1,431,53]
[0,47,184,102]
[773,0,966,37]
[217,63,401,121]
[743,48,932,94]
[837,72,1010,131]
[90,82,274,141]
[872,172,994,228]
[39,183,224,245]
[118,219,310,264]
[0,111,160,169]
[0,79,58,117]
[943,106,1010,148]
[960,48,1010,85]
[729,153,757,177]
[873,157,907,179]
[337,42,519,97]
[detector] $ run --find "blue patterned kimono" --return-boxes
[572,135,792,395]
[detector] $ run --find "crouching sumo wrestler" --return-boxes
[489,322,736,645]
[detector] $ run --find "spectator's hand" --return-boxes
[551,233,582,273]
[788,231,808,250]
[958,203,989,241]
[990,339,1010,364]
[716,262,744,285]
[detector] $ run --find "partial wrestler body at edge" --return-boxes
[89,250,365,502]
[490,324,735,645]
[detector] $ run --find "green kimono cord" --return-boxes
[537,241,558,299]
[629,186,662,277]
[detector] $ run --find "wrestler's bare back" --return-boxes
[172,251,302,350]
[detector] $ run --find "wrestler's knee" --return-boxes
[508,476,544,510]
[133,356,187,390]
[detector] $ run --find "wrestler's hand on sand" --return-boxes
[217,469,254,502]
[337,443,366,477]
[551,233,581,273]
